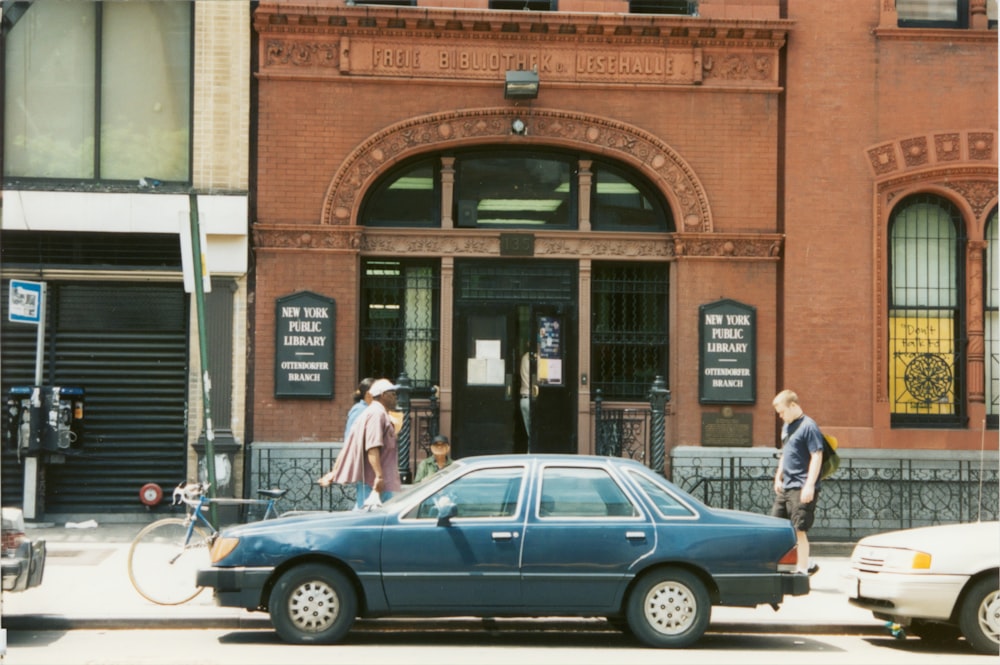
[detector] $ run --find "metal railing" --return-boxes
[673,449,999,541]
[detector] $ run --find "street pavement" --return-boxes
[1,521,886,636]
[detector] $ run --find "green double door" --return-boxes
[452,260,577,459]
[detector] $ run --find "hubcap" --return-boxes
[288,580,339,633]
[644,580,696,635]
[978,589,1000,646]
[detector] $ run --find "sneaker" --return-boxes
[807,563,820,576]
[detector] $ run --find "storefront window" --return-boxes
[4,1,192,182]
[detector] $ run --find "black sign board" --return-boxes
[275,291,335,398]
[699,299,755,404]
[701,410,753,447]
[499,233,534,256]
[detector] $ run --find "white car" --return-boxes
[846,520,1000,654]
[1,507,45,593]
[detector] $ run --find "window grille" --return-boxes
[986,210,998,426]
[591,262,669,400]
[888,195,966,425]
[360,259,440,396]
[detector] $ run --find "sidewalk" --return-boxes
[1,521,885,636]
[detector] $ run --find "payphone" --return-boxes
[4,385,84,458]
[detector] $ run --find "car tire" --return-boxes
[269,563,357,645]
[910,619,960,644]
[958,577,1000,655]
[626,567,710,648]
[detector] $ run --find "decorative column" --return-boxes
[648,376,670,477]
[971,0,989,30]
[967,241,987,403]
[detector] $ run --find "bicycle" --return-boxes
[127,481,288,605]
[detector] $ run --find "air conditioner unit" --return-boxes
[457,200,478,227]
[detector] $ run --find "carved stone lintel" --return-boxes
[253,226,361,251]
[672,234,783,259]
[254,226,784,263]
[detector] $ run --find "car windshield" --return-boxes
[378,460,467,509]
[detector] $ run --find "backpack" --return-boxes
[820,433,840,480]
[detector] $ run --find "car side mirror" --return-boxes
[435,496,457,526]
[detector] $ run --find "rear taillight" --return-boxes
[2,530,26,556]
[777,546,798,573]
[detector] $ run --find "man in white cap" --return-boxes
[319,378,402,508]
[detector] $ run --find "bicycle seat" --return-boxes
[257,488,288,499]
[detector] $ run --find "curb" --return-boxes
[2,614,886,636]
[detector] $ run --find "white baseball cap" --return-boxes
[369,379,400,397]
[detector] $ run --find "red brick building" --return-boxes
[249,0,997,475]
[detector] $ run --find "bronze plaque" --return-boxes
[701,410,752,447]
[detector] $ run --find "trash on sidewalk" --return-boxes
[65,519,99,529]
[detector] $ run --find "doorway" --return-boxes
[452,260,577,459]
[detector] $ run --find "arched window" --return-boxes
[454,150,576,229]
[888,194,965,425]
[359,148,674,232]
[591,160,670,232]
[360,157,439,227]
[986,209,998,426]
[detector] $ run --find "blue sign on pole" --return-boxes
[9,280,43,324]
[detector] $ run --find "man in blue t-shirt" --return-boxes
[770,389,824,575]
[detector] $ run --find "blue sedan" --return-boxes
[197,454,809,648]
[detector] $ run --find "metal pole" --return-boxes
[189,194,218,527]
[396,373,412,484]
[22,284,46,519]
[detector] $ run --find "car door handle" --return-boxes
[492,531,516,541]
[625,531,647,541]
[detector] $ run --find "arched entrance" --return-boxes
[323,108,715,458]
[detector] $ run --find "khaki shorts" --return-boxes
[770,487,820,532]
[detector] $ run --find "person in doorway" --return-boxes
[414,434,453,482]
[344,377,374,442]
[770,389,824,575]
[519,346,532,444]
[319,378,402,509]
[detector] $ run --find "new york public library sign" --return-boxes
[275,291,335,398]
[699,299,755,446]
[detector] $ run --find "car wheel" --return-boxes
[910,619,960,644]
[958,577,1000,655]
[626,567,710,648]
[269,563,357,645]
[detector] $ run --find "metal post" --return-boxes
[189,194,218,527]
[396,373,412,484]
[594,388,604,455]
[22,284,46,519]
[648,376,670,476]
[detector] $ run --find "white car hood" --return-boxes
[855,521,1000,575]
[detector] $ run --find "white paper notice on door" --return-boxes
[538,358,562,385]
[475,339,501,359]
[467,358,505,385]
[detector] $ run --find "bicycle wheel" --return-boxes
[128,518,212,605]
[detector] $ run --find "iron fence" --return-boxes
[672,448,999,541]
